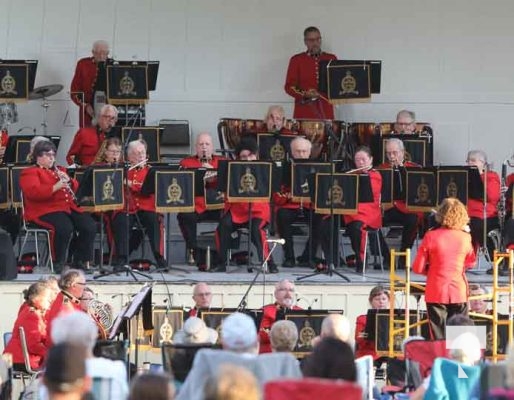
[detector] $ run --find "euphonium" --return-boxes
[87,299,114,340]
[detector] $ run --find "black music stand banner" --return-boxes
[437,168,469,206]
[68,167,87,185]
[405,169,436,212]
[155,170,194,213]
[226,162,271,202]
[92,168,124,211]
[325,63,371,104]
[107,64,148,104]
[10,165,26,207]
[13,138,31,163]
[205,187,224,210]
[122,127,160,162]
[0,64,29,102]
[377,168,393,207]
[0,167,9,209]
[374,310,428,354]
[315,173,358,215]
[192,169,224,211]
[284,310,332,358]
[257,134,296,162]
[380,134,432,167]
[291,161,331,202]
[152,307,184,348]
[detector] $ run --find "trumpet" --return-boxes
[200,151,212,164]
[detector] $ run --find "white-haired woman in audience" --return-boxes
[49,311,128,400]
[173,317,218,345]
[269,320,298,353]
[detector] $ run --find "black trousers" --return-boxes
[215,212,268,265]
[177,210,221,251]
[38,210,96,264]
[276,207,312,262]
[469,216,500,259]
[0,210,20,244]
[426,302,468,340]
[383,207,418,250]
[111,211,163,260]
[319,215,340,265]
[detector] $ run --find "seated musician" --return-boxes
[260,105,293,135]
[211,136,278,273]
[189,282,213,317]
[504,172,514,251]
[355,285,390,362]
[343,146,385,273]
[275,137,320,268]
[465,150,500,273]
[378,138,421,269]
[4,281,52,371]
[258,279,301,354]
[66,104,118,166]
[110,139,167,269]
[20,140,97,272]
[468,284,491,315]
[94,136,123,165]
[393,109,417,134]
[178,133,226,267]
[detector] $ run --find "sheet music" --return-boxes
[108,304,128,341]
[124,284,153,320]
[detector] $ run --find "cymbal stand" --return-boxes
[40,96,50,135]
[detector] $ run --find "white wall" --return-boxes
[0,0,513,169]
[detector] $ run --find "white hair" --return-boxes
[51,311,98,352]
[92,40,109,51]
[320,314,351,343]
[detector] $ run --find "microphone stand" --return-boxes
[95,106,152,282]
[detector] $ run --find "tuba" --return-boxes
[87,299,114,339]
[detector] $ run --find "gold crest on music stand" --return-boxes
[155,170,194,213]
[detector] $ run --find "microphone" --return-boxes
[111,293,123,299]
[296,296,319,310]
[266,238,285,245]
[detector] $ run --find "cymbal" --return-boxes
[29,84,64,100]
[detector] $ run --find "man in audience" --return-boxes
[189,282,213,317]
[311,314,351,347]
[178,133,226,267]
[43,343,91,400]
[259,279,302,353]
[393,109,417,134]
[204,364,260,400]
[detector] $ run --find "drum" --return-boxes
[0,103,18,128]
[217,118,268,151]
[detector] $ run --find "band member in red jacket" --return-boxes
[20,141,96,272]
[343,146,383,273]
[178,133,226,266]
[70,40,112,127]
[378,138,421,268]
[466,150,501,269]
[188,282,213,318]
[211,136,277,273]
[355,285,390,361]
[504,172,514,252]
[259,279,302,354]
[66,104,118,166]
[412,198,476,340]
[284,26,337,120]
[4,281,52,371]
[110,139,166,269]
[260,105,294,135]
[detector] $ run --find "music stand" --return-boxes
[379,134,432,167]
[122,126,162,162]
[0,62,30,102]
[405,168,436,212]
[4,135,60,164]
[257,133,296,162]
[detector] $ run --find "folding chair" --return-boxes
[264,378,362,400]
[18,327,41,387]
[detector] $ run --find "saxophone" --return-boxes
[87,299,114,340]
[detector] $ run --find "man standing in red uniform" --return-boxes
[178,133,226,266]
[284,26,337,120]
[258,279,302,354]
[378,138,421,268]
[70,40,111,128]
[66,104,118,166]
[211,136,277,273]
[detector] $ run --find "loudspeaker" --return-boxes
[0,228,16,280]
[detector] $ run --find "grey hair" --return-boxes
[385,137,405,151]
[290,137,312,152]
[92,40,109,51]
[264,105,285,121]
[97,104,118,119]
[467,150,488,164]
[270,320,298,352]
[396,109,416,122]
[59,269,85,290]
[127,139,147,154]
[51,311,98,352]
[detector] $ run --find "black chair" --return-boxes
[161,343,216,382]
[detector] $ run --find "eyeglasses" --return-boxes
[396,122,414,126]
[195,292,212,297]
[106,149,122,154]
[277,288,295,293]
[75,282,87,286]
[42,151,56,158]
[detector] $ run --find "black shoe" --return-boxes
[268,262,279,274]
[499,268,510,277]
[210,264,227,273]
[282,259,295,268]
[155,256,168,270]
[396,258,406,270]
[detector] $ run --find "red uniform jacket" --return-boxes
[284,52,337,119]
[258,303,302,354]
[467,171,500,219]
[66,127,105,166]
[20,166,80,222]
[70,57,106,127]
[355,314,379,360]
[4,306,48,369]
[225,201,270,225]
[344,169,382,228]
[273,184,311,211]
[45,292,83,347]
[412,228,476,304]
[127,166,155,213]
[377,161,420,215]
[180,155,225,214]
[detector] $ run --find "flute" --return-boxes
[128,158,148,171]
[345,165,372,174]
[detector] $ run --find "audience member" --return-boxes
[173,317,218,345]
[128,372,175,400]
[302,337,357,381]
[259,279,302,353]
[311,314,351,347]
[468,284,491,314]
[204,364,260,400]
[269,320,298,352]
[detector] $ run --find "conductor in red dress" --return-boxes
[284,26,337,120]
[70,40,112,128]
[412,198,476,340]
